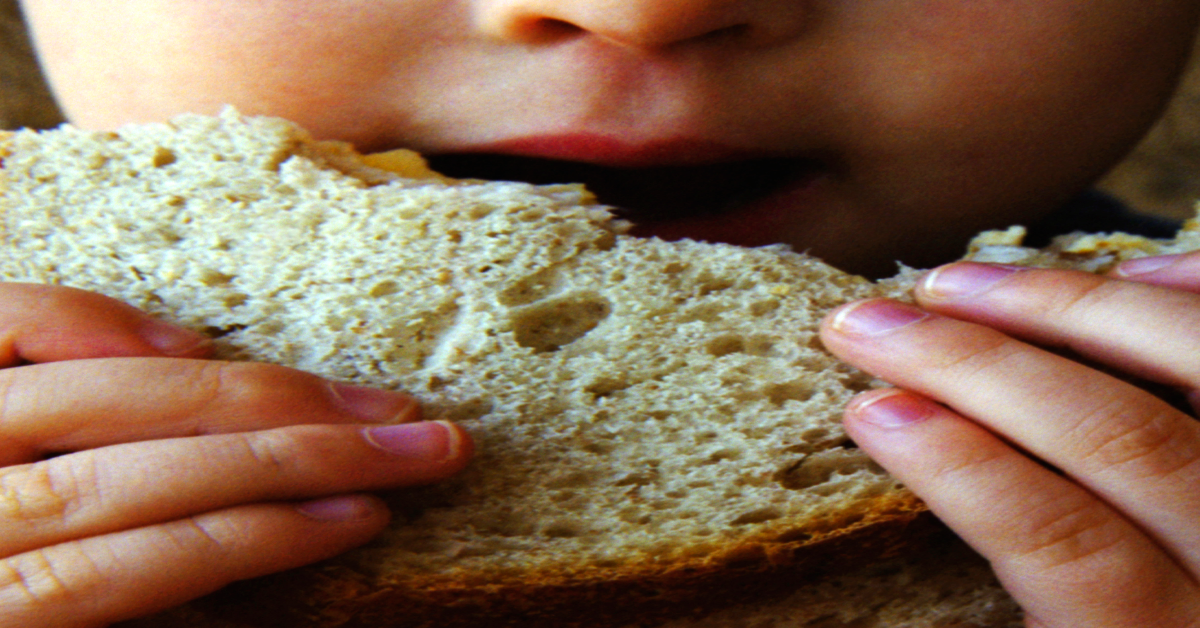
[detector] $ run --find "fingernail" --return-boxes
[364,421,459,461]
[296,495,379,521]
[831,299,929,336]
[1112,253,1185,277]
[139,319,213,356]
[330,383,419,423]
[849,389,937,429]
[922,262,1023,298]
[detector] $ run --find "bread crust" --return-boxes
[198,494,931,628]
[0,130,13,194]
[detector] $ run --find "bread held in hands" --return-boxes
[15,110,1183,627]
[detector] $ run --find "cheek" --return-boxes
[28,0,441,142]
[820,0,1198,211]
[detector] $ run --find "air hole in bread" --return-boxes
[681,302,731,323]
[197,270,234,286]
[774,448,875,491]
[499,268,560,306]
[840,372,878,393]
[435,397,494,422]
[584,377,633,398]
[765,380,815,405]
[541,521,586,538]
[730,507,783,525]
[702,448,742,464]
[707,334,784,358]
[697,277,736,295]
[750,299,782,316]
[202,324,247,339]
[613,471,658,487]
[369,280,400,297]
[151,146,177,168]
[511,293,612,352]
[546,471,597,489]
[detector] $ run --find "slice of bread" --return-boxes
[15,110,1186,628]
[0,110,938,626]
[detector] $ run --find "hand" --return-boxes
[819,255,1200,627]
[0,284,473,628]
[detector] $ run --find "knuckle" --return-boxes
[234,425,339,476]
[0,546,95,614]
[174,515,233,554]
[1007,492,1129,571]
[1028,271,1116,321]
[191,361,327,427]
[0,374,21,446]
[1068,399,1200,479]
[0,461,77,523]
[232,430,293,475]
[926,328,1022,380]
[926,439,1013,487]
[161,513,245,565]
[0,369,61,464]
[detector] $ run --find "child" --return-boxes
[6,0,1200,625]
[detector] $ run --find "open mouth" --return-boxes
[424,154,824,224]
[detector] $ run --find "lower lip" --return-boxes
[626,170,829,247]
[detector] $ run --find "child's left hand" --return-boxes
[819,253,1200,627]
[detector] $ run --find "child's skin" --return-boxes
[8,0,1200,625]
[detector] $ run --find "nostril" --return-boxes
[510,16,585,44]
[695,23,751,46]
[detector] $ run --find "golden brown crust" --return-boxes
[195,495,933,628]
[0,130,13,195]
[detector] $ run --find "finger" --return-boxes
[820,299,1200,573]
[0,496,390,628]
[915,262,1200,388]
[0,420,471,558]
[842,388,1200,627]
[1111,250,1200,292]
[0,358,421,464]
[0,283,212,365]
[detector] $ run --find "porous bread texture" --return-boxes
[0,111,928,626]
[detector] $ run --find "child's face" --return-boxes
[21,0,1200,275]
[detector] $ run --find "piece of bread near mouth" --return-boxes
[5,109,1189,627]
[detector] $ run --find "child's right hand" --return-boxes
[0,283,474,628]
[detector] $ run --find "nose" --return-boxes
[475,0,808,50]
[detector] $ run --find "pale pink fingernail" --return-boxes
[296,495,379,521]
[139,319,213,356]
[364,421,460,461]
[330,383,419,423]
[831,299,929,336]
[849,390,937,429]
[1113,253,1185,277]
[921,262,1023,298]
